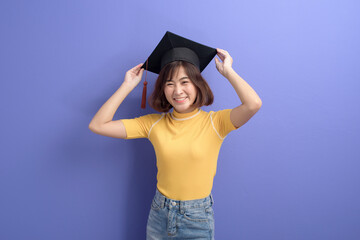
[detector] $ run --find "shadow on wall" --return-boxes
[101,97,159,239]
[62,56,160,237]
[65,94,158,238]
[110,98,159,239]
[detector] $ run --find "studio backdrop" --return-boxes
[1,0,359,239]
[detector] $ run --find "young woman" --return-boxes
[89,47,262,239]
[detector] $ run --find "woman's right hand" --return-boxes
[123,63,145,89]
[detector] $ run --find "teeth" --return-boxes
[175,97,186,101]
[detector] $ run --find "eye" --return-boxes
[166,82,174,86]
[181,81,189,84]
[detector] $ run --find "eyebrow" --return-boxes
[166,76,189,82]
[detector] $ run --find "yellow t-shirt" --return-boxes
[121,107,238,200]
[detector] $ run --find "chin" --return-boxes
[174,105,195,113]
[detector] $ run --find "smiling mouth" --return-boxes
[174,97,187,103]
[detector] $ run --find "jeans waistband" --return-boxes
[154,188,214,211]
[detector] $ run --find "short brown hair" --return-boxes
[149,61,214,112]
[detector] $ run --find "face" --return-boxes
[164,66,198,113]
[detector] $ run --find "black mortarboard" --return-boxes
[140,31,217,108]
[141,31,217,74]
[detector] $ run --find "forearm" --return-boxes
[225,68,262,108]
[89,83,134,126]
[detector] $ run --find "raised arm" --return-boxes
[88,63,144,138]
[215,48,262,129]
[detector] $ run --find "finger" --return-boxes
[136,63,143,69]
[130,65,139,73]
[217,48,225,55]
[214,58,219,68]
[136,66,144,75]
[132,64,143,73]
[133,63,143,70]
[215,57,221,66]
[217,48,229,57]
[130,64,139,73]
[216,52,225,61]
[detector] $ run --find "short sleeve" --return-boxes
[211,109,239,139]
[121,114,163,139]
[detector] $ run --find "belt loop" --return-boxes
[180,201,185,214]
[161,195,166,209]
[210,193,214,205]
[157,188,166,209]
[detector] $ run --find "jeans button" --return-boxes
[171,202,176,206]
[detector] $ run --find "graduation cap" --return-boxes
[140,31,217,108]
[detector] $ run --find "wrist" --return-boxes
[121,80,137,90]
[223,67,235,79]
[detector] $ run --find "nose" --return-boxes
[174,85,184,95]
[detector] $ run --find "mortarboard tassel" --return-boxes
[141,58,149,109]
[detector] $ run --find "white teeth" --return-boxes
[175,97,186,101]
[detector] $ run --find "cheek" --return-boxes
[188,85,198,96]
[164,87,172,100]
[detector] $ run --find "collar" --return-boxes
[171,108,201,121]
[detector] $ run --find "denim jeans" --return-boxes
[146,188,215,239]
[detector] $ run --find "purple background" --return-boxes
[1,0,359,239]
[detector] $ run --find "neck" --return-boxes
[171,107,200,120]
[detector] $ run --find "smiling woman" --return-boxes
[89,31,261,239]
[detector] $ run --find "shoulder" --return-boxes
[204,109,232,118]
[121,112,166,128]
[131,112,165,121]
[208,108,237,130]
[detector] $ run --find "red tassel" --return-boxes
[141,81,147,109]
[141,58,149,109]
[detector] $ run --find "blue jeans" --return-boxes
[146,188,215,239]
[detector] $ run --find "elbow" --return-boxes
[88,122,98,132]
[88,124,95,133]
[249,100,262,111]
[89,120,111,133]
[255,98,262,108]
[255,100,262,109]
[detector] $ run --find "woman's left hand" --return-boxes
[215,48,233,77]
